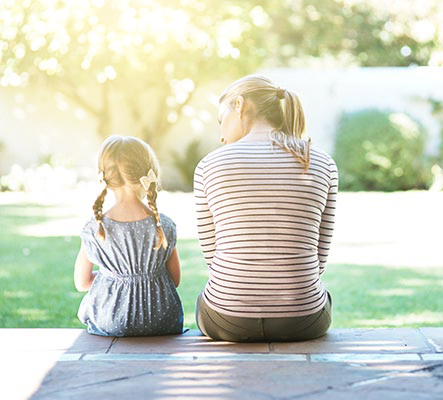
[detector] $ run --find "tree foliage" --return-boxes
[260,0,441,67]
[334,109,432,191]
[1,0,441,147]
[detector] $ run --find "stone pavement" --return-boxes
[1,328,442,399]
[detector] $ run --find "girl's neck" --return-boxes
[105,186,151,222]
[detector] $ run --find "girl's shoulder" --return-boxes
[82,216,97,232]
[159,213,176,233]
[159,213,177,251]
[80,216,99,244]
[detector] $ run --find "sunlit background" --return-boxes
[0,0,442,329]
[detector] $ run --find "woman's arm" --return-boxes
[74,243,97,291]
[166,247,181,287]
[194,160,216,267]
[318,158,339,275]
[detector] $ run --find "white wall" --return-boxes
[262,67,443,154]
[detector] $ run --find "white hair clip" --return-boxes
[140,169,157,191]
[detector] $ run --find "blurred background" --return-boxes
[1,0,442,192]
[1,0,442,330]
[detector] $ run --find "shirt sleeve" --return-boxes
[194,159,216,268]
[318,157,338,275]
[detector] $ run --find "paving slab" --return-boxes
[422,353,443,361]
[270,328,434,354]
[83,353,307,361]
[420,327,443,353]
[310,353,421,362]
[110,329,270,354]
[288,362,443,400]
[30,359,391,400]
[360,363,443,396]
[0,328,113,353]
[299,387,442,400]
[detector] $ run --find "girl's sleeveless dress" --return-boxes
[77,213,184,336]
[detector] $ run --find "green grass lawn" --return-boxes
[1,203,442,329]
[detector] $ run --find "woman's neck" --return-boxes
[241,122,274,142]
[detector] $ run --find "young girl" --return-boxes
[74,135,184,336]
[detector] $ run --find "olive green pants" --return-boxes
[196,292,332,342]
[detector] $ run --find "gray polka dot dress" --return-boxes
[77,213,184,337]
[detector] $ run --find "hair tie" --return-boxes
[140,169,157,191]
[276,87,286,99]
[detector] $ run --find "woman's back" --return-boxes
[195,141,338,318]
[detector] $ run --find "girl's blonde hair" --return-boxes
[93,135,167,250]
[220,74,310,170]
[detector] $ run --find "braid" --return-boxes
[93,187,107,241]
[146,183,167,250]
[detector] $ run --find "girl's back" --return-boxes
[78,213,183,336]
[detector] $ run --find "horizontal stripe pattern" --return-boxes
[194,141,338,318]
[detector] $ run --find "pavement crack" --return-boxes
[417,328,441,353]
[350,362,443,388]
[40,370,155,396]
[416,362,443,381]
[105,336,119,354]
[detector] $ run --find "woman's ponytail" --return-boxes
[270,88,310,171]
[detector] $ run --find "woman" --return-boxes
[194,75,338,342]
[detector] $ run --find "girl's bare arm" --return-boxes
[74,244,97,291]
[166,247,181,287]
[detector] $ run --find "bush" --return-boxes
[334,109,432,191]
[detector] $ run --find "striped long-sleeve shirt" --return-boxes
[194,140,338,318]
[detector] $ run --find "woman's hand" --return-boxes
[74,244,97,291]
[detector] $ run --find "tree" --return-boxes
[0,0,268,146]
[1,0,441,148]
[241,0,442,67]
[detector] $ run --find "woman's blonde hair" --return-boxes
[220,74,310,170]
[93,135,167,250]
